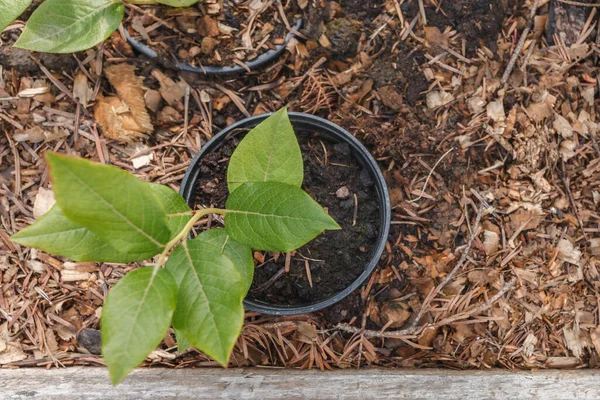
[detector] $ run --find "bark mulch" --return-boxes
[1,0,600,371]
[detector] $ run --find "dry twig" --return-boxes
[501,0,540,85]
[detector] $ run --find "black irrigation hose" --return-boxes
[124,18,303,76]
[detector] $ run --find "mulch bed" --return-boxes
[125,0,301,69]
[1,0,600,371]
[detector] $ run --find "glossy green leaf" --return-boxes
[46,153,169,256]
[227,108,303,192]
[200,228,254,294]
[148,183,191,239]
[102,266,177,385]
[157,0,199,6]
[174,329,191,353]
[0,0,31,32]
[165,236,245,366]
[14,0,124,53]
[225,182,340,252]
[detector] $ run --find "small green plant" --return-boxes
[1,0,199,53]
[11,108,340,384]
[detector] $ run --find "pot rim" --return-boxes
[124,19,303,76]
[180,112,391,315]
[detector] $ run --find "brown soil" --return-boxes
[194,130,380,305]
[340,0,387,19]
[403,0,509,56]
[369,47,428,106]
[0,44,77,74]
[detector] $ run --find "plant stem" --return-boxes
[157,208,228,266]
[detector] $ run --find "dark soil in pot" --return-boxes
[193,131,380,306]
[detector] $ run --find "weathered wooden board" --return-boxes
[2,367,600,399]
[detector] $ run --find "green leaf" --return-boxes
[227,108,303,192]
[11,184,190,263]
[225,182,340,252]
[0,0,31,33]
[45,153,169,256]
[148,183,191,240]
[157,0,199,6]
[199,228,254,294]
[10,205,152,262]
[102,266,177,385]
[165,236,245,366]
[174,329,191,353]
[14,0,124,53]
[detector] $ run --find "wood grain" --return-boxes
[2,367,600,399]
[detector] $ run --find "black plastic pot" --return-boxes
[180,112,391,315]
[125,19,302,76]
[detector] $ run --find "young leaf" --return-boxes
[45,153,169,255]
[10,205,153,262]
[157,0,199,6]
[165,236,245,366]
[174,329,191,353]
[148,183,191,239]
[225,182,340,252]
[14,0,124,53]
[199,228,254,294]
[0,0,31,32]
[102,266,177,385]
[227,108,303,192]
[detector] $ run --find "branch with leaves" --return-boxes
[11,108,340,384]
